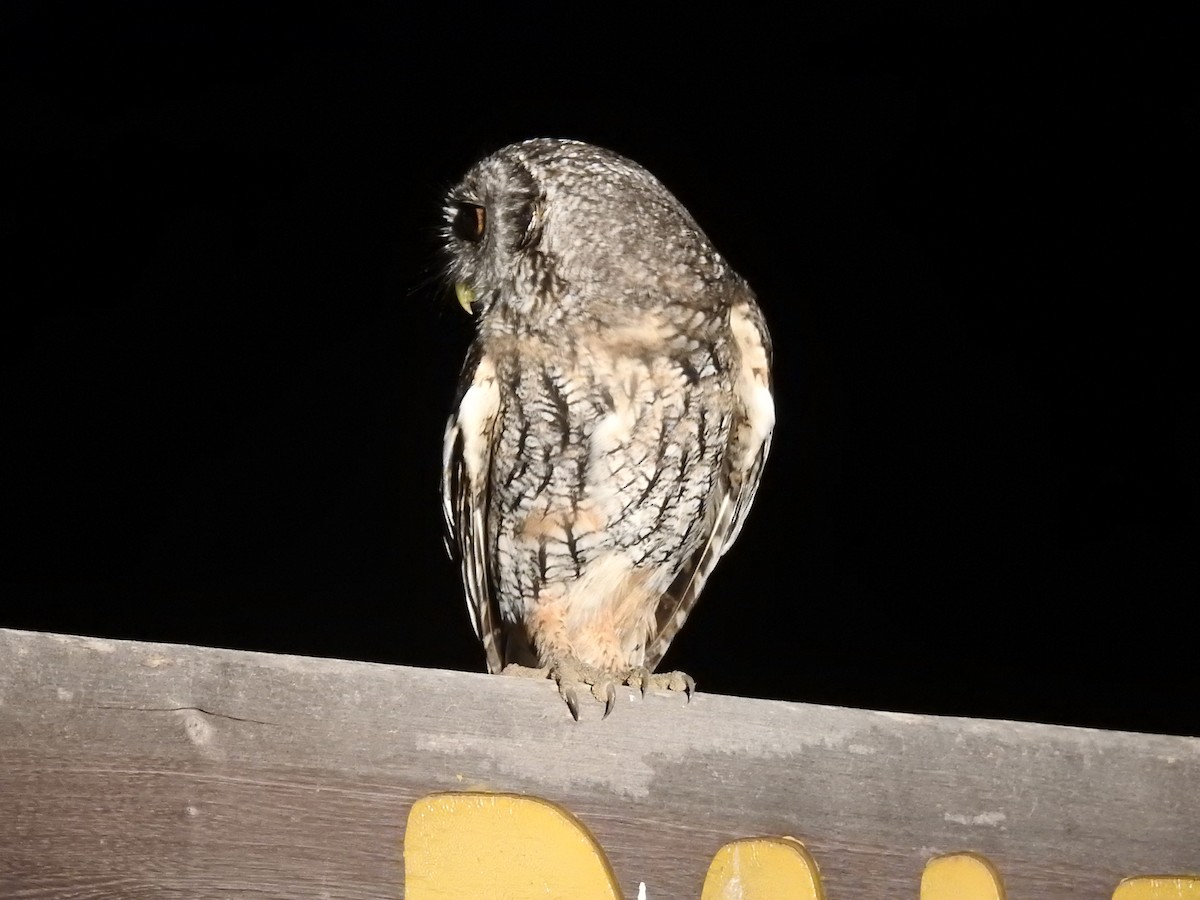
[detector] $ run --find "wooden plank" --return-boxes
[0,626,1197,898]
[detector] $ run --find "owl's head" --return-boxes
[443,138,723,322]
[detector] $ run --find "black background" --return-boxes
[3,5,1196,735]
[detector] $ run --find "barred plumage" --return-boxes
[440,139,774,718]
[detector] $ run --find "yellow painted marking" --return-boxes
[1113,877,1200,899]
[404,790,1195,898]
[404,791,621,900]
[701,836,825,900]
[921,852,1005,900]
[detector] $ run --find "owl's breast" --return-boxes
[487,333,733,607]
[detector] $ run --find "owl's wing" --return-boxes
[644,299,775,671]
[441,346,505,674]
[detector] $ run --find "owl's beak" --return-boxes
[455,281,475,315]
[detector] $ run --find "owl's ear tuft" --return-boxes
[452,202,487,243]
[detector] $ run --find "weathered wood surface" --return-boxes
[0,627,1197,899]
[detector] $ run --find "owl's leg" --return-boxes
[500,658,617,720]
[621,666,696,701]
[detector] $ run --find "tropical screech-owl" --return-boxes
[440,139,774,719]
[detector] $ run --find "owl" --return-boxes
[440,139,774,719]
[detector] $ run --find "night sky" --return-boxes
[3,5,1196,736]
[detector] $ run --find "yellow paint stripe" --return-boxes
[1113,877,1200,899]
[701,836,825,900]
[921,852,1005,900]
[404,791,621,900]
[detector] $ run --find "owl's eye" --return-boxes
[452,202,486,243]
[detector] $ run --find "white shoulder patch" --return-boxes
[441,354,503,669]
[457,356,500,481]
[730,302,775,471]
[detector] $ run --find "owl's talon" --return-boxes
[557,679,582,722]
[593,680,617,718]
[536,657,624,720]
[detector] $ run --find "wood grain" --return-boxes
[1,627,1197,898]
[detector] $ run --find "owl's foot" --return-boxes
[551,657,618,721]
[621,666,696,702]
[502,658,616,721]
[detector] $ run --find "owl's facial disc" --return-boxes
[444,155,545,319]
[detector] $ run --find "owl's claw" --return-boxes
[666,670,697,701]
[546,657,618,721]
[597,679,617,718]
[501,662,586,716]
[559,681,582,721]
[502,658,690,717]
[557,681,615,720]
